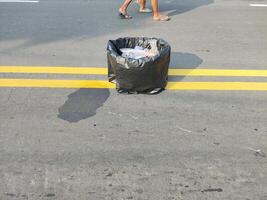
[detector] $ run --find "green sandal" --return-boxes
[139,8,152,13]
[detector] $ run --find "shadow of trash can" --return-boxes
[107,37,171,94]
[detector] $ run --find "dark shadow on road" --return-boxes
[168,52,203,81]
[160,0,214,17]
[170,52,203,69]
[58,88,110,123]
[0,0,214,48]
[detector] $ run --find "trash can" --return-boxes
[107,37,171,93]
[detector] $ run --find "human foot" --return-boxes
[119,8,132,19]
[139,8,152,13]
[153,14,170,21]
[135,0,151,12]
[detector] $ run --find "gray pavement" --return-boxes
[0,0,267,200]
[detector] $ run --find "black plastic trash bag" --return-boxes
[107,37,171,93]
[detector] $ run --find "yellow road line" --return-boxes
[168,69,267,77]
[1,66,267,77]
[166,82,267,91]
[0,79,267,90]
[0,66,107,75]
[0,79,115,89]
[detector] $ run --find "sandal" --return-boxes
[119,12,132,19]
[139,8,152,13]
[153,15,170,21]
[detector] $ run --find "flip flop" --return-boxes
[139,8,152,13]
[153,15,171,21]
[119,12,132,19]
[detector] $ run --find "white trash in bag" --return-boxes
[120,40,159,59]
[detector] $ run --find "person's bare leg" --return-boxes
[150,0,170,21]
[137,0,152,12]
[150,0,159,16]
[137,0,146,10]
[119,0,133,14]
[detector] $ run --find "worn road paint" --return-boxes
[0,0,39,2]
[250,4,267,7]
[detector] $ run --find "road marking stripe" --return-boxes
[166,82,267,91]
[0,0,39,2]
[168,69,267,77]
[0,79,267,91]
[0,66,107,75]
[1,66,267,77]
[250,4,267,7]
[0,79,115,89]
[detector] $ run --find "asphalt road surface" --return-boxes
[0,0,267,200]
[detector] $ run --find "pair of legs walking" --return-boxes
[119,0,170,21]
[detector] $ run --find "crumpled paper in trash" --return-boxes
[121,39,159,59]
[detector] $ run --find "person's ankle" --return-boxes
[119,7,126,14]
[153,13,160,18]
